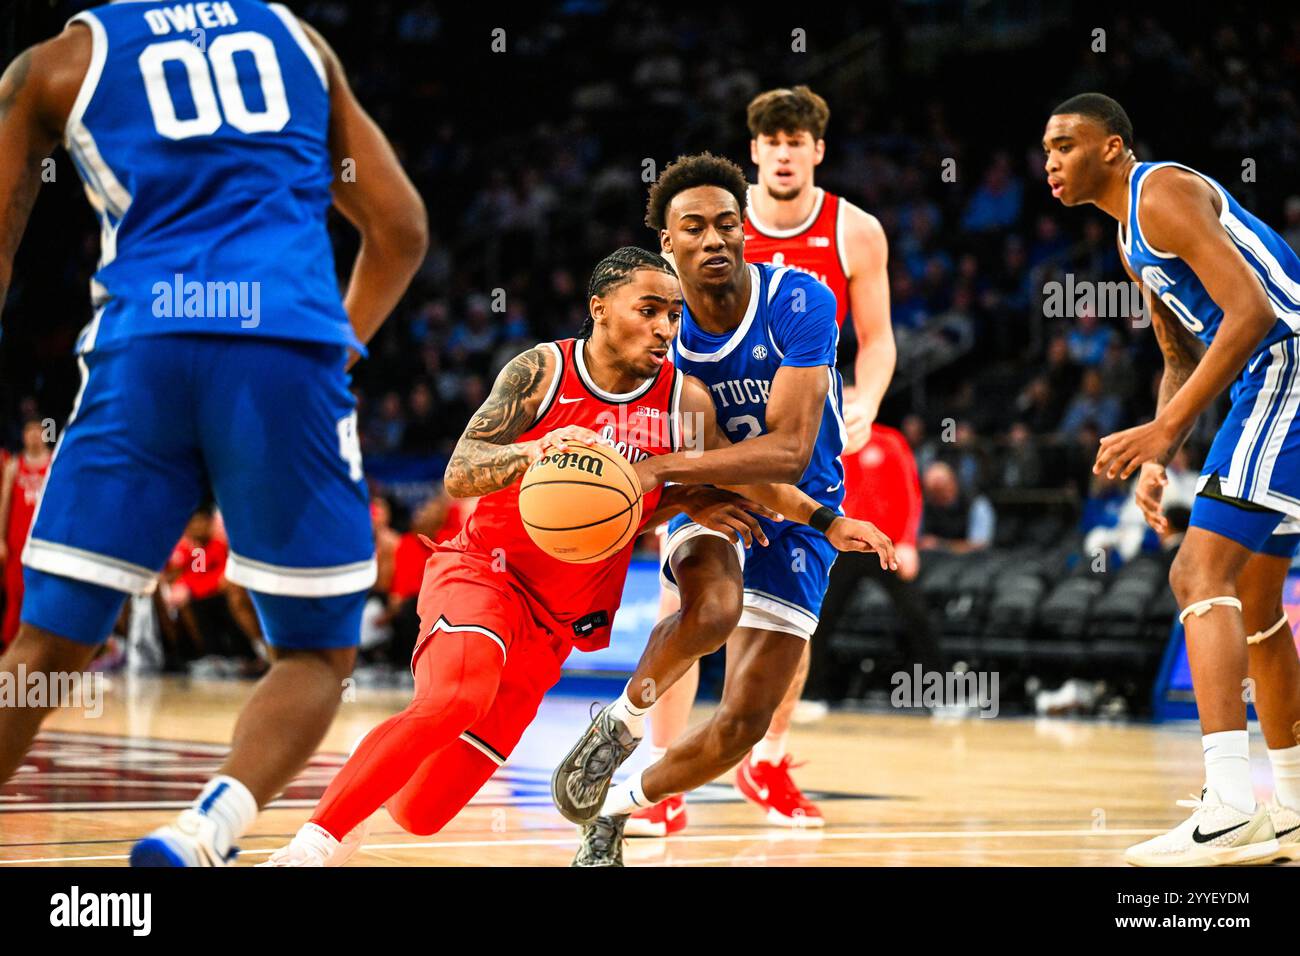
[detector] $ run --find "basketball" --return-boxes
[518,440,644,563]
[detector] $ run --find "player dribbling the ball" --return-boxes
[263,246,893,865]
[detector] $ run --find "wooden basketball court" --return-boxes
[0,674,1293,867]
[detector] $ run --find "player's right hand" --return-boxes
[828,517,898,570]
[681,487,782,548]
[1135,462,1169,535]
[528,426,603,462]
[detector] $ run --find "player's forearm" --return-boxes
[719,481,818,525]
[443,439,531,498]
[851,335,896,418]
[648,433,810,486]
[342,225,427,362]
[638,484,695,533]
[1160,311,1272,434]
[1153,362,1195,464]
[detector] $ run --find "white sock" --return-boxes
[751,730,788,766]
[293,822,339,863]
[607,683,649,739]
[1203,730,1255,814]
[646,744,667,762]
[191,775,258,856]
[600,770,651,817]
[1267,744,1300,811]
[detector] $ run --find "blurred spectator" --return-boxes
[919,461,995,553]
[1084,448,1199,562]
[999,421,1042,489]
[1059,368,1123,435]
[157,507,264,674]
[808,425,945,700]
[1066,310,1114,367]
[961,152,1023,233]
[0,417,52,646]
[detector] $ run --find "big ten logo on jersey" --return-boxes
[768,251,829,287]
[592,404,670,464]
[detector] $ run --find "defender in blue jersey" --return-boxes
[1045,94,1300,866]
[0,1,426,865]
[551,155,896,859]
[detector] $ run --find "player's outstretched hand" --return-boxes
[529,426,603,461]
[1093,417,1177,481]
[1134,462,1170,535]
[681,487,783,548]
[828,517,898,570]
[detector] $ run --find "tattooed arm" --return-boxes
[444,346,600,498]
[0,26,90,313]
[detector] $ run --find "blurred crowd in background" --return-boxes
[3,3,1300,691]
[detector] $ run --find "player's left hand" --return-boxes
[1093,417,1178,481]
[681,487,783,548]
[827,517,897,570]
[841,389,874,454]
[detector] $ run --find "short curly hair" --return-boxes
[645,152,748,232]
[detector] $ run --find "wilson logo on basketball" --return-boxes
[537,451,604,476]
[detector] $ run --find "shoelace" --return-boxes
[765,756,814,807]
[583,818,621,860]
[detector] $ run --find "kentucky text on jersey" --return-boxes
[66,0,359,354]
[671,262,848,507]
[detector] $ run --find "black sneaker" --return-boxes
[572,814,627,867]
[551,703,639,824]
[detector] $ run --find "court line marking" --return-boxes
[0,826,1166,864]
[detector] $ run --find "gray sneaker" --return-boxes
[551,703,639,824]
[572,814,627,867]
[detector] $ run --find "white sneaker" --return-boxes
[258,822,350,868]
[1125,788,1279,867]
[1267,800,1300,863]
[131,809,235,867]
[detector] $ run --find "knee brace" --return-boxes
[1246,614,1290,645]
[1177,595,1243,625]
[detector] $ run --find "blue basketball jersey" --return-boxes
[672,262,847,511]
[65,1,358,352]
[1121,161,1300,358]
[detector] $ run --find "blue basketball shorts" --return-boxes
[659,512,838,640]
[21,333,374,648]
[1191,336,1300,557]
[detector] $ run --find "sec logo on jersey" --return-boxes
[752,344,769,360]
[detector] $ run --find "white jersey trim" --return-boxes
[64,12,107,144]
[268,3,328,91]
[530,341,565,425]
[835,196,852,279]
[675,264,762,363]
[745,186,825,239]
[1128,162,1228,261]
[574,339,659,402]
[22,539,159,595]
[225,552,377,597]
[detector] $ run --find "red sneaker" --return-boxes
[624,794,687,838]
[734,754,824,828]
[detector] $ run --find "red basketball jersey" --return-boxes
[743,186,851,327]
[442,338,682,652]
[5,453,50,554]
